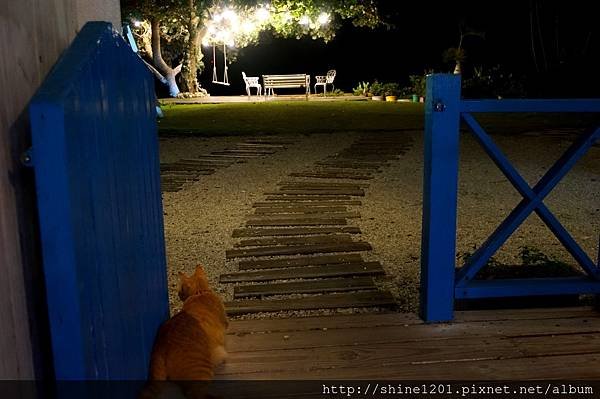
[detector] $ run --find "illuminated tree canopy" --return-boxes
[122,0,381,96]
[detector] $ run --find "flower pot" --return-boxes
[372,95,384,101]
[386,96,397,102]
[419,96,425,103]
[411,94,418,103]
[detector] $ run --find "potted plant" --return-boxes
[384,83,400,102]
[370,81,384,101]
[409,75,426,103]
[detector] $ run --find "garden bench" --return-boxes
[263,74,310,99]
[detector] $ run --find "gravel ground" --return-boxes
[161,131,600,315]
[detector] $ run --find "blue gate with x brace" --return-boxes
[420,74,600,323]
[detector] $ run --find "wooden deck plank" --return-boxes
[234,277,377,298]
[232,226,362,238]
[225,241,371,258]
[277,181,369,188]
[245,218,348,227]
[225,307,598,335]
[225,316,600,352]
[234,234,355,247]
[217,352,600,380]
[237,254,364,270]
[220,261,384,282]
[253,201,362,208]
[225,291,396,316]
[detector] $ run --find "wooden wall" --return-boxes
[0,0,121,379]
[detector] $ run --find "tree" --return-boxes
[443,23,485,75]
[122,0,381,97]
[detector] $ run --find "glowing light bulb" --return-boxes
[133,20,142,27]
[213,13,223,23]
[242,21,256,34]
[222,8,237,22]
[317,12,330,25]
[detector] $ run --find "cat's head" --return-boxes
[178,265,211,301]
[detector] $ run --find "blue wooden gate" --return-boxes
[29,22,169,379]
[420,74,600,323]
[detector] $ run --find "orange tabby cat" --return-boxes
[140,265,228,399]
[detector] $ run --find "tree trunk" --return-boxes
[180,0,206,94]
[150,18,181,97]
[453,61,461,74]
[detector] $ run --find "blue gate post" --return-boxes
[420,74,462,322]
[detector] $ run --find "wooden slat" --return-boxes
[235,234,354,247]
[225,291,396,316]
[265,189,365,196]
[253,200,362,207]
[245,218,348,227]
[264,195,355,201]
[226,241,371,258]
[254,206,348,214]
[288,173,373,180]
[277,181,367,188]
[223,148,276,154]
[210,152,266,158]
[237,254,364,270]
[220,261,384,283]
[234,277,377,298]
[248,212,360,220]
[232,226,362,238]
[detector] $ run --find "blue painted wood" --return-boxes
[456,277,600,299]
[462,99,600,113]
[458,114,599,281]
[29,22,169,379]
[419,74,462,323]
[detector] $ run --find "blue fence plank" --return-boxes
[458,114,599,281]
[456,277,600,299]
[462,99,600,113]
[419,74,462,323]
[29,22,169,379]
[422,74,600,322]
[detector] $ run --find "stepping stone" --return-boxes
[234,277,377,298]
[232,226,362,238]
[225,291,396,315]
[237,253,364,270]
[225,241,372,259]
[253,200,362,207]
[235,234,355,247]
[220,261,384,283]
[245,218,348,227]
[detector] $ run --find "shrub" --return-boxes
[352,81,370,96]
[369,80,384,96]
[463,65,526,98]
[383,83,401,97]
[409,75,426,97]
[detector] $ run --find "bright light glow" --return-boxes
[242,21,256,34]
[255,7,270,22]
[213,13,223,22]
[222,8,238,22]
[282,12,292,23]
[132,20,142,27]
[299,15,310,25]
[317,12,330,25]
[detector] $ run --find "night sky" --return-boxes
[194,0,600,97]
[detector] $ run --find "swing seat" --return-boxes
[242,72,262,98]
[314,70,336,95]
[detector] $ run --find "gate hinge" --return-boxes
[21,148,33,168]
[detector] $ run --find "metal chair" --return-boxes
[242,72,262,98]
[314,69,336,95]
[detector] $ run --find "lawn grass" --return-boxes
[158,101,424,136]
[158,100,600,137]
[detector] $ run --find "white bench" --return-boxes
[263,74,310,99]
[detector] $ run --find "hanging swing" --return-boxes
[211,43,230,86]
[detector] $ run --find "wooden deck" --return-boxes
[217,307,600,380]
